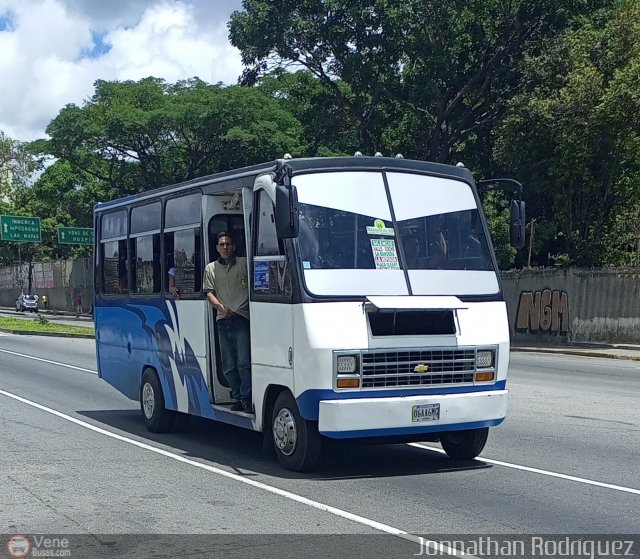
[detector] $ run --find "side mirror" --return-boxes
[510,200,526,249]
[275,184,299,238]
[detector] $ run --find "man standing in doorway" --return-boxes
[203,232,251,412]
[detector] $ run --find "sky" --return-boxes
[0,0,245,142]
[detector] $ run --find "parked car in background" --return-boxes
[16,294,38,313]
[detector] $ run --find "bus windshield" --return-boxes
[295,171,499,297]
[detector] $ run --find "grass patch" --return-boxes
[0,316,94,336]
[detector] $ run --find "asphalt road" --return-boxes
[0,335,638,556]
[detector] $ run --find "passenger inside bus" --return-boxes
[403,234,422,268]
[427,220,449,269]
[168,267,180,299]
[118,255,128,293]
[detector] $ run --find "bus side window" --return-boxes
[253,190,291,298]
[130,201,162,294]
[163,229,202,295]
[100,209,128,295]
[164,193,203,297]
[131,234,161,294]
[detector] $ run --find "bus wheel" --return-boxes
[440,427,489,460]
[140,368,175,433]
[272,391,321,472]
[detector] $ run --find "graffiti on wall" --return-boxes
[515,289,570,334]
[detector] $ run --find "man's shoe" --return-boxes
[230,401,244,412]
[242,401,253,413]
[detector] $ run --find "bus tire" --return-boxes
[440,427,489,460]
[272,391,321,472]
[140,368,175,433]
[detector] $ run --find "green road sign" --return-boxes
[57,227,94,245]
[0,215,41,242]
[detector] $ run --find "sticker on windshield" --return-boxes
[366,219,395,236]
[370,239,400,270]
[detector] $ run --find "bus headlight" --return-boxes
[337,355,358,374]
[476,350,494,369]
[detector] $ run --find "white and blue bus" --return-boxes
[94,155,524,471]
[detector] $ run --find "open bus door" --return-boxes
[202,192,248,405]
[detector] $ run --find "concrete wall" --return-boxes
[0,258,93,312]
[1,258,639,342]
[501,268,640,344]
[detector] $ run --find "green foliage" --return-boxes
[0,131,42,195]
[3,2,639,271]
[257,70,360,155]
[34,314,49,325]
[230,0,606,164]
[604,182,640,266]
[42,78,303,196]
[480,190,517,269]
[549,252,572,268]
[6,162,95,260]
[0,316,93,336]
[7,78,305,263]
[494,0,640,266]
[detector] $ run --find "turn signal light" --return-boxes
[475,371,495,382]
[337,378,360,388]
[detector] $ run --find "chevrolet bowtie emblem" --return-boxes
[414,364,429,372]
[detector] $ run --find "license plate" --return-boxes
[412,403,440,422]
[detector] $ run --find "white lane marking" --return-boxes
[2,341,638,502]
[410,443,640,496]
[0,389,474,559]
[2,339,638,502]
[0,348,97,374]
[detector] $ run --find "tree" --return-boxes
[230,0,607,165]
[37,78,304,197]
[480,190,517,269]
[0,131,43,266]
[21,78,307,259]
[0,131,41,195]
[494,1,640,266]
[257,69,360,156]
[9,161,100,260]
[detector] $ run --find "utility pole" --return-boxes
[527,218,538,269]
[27,253,33,295]
[17,245,24,293]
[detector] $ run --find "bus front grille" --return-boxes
[360,349,476,388]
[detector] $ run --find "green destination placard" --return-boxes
[0,215,41,242]
[57,227,94,245]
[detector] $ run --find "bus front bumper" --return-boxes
[318,390,508,439]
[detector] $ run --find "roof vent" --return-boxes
[395,153,404,159]
[456,162,465,167]
[354,151,363,157]
[374,152,383,157]
[283,153,292,159]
